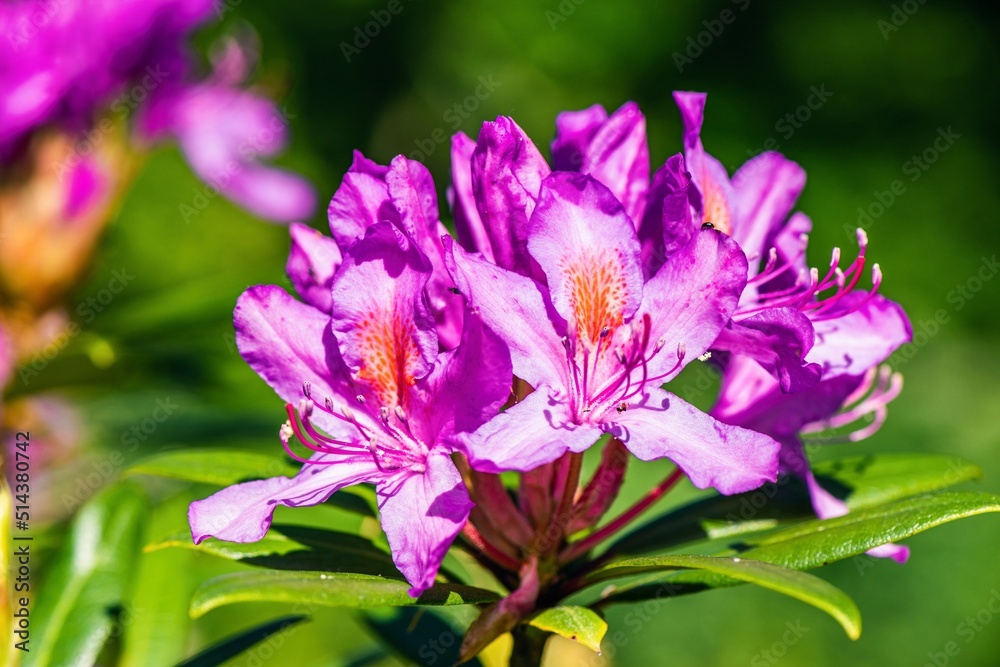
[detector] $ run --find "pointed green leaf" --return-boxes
[24,483,148,667]
[529,606,608,653]
[172,615,309,667]
[589,555,860,639]
[126,448,376,515]
[126,448,297,485]
[607,453,982,557]
[147,524,400,578]
[597,492,1000,608]
[190,571,499,617]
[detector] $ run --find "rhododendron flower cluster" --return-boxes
[190,92,911,605]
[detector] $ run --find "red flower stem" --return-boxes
[461,522,521,572]
[559,467,684,563]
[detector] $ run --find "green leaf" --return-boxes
[120,548,197,667]
[589,555,860,639]
[126,448,297,485]
[529,606,608,654]
[190,571,500,617]
[24,483,148,667]
[607,453,982,557]
[147,524,400,578]
[126,448,376,516]
[596,492,1000,607]
[172,615,309,667]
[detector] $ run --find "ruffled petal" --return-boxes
[327,150,397,248]
[286,223,342,313]
[527,172,643,348]
[189,453,380,544]
[673,91,736,236]
[386,155,463,349]
[638,153,701,276]
[607,386,780,495]
[377,450,473,596]
[449,131,494,261]
[636,228,747,381]
[330,222,437,407]
[461,390,601,474]
[234,285,353,435]
[445,237,566,389]
[731,151,806,270]
[551,104,607,170]
[470,116,551,277]
[713,308,823,393]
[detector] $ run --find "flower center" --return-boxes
[556,313,685,423]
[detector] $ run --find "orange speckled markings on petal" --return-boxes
[355,308,421,407]
[701,176,732,236]
[561,247,629,347]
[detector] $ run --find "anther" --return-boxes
[302,381,312,397]
[394,406,408,422]
[279,422,294,444]
[600,325,612,339]
[356,394,367,405]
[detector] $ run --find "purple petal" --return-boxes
[444,237,566,389]
[327,151,396,248]
[189,453,380,544]
[551,104,607,171]
[415,311,513,443]
[713,308,823,393]
[330,222,437,406]
[378,451,473,596]
[286,223,343,313]
[637,153,701,275]
[731,152,806,268]
[527,173,643,345]
[461,390,601,473]
[807,293,912,379]
[449,132,494,261]
[575,101,650,226]
[470,116,551,277]
[62,156,105,220]
[234,285,352,435]
[636,229,748,381]
[673,91,736,236]
[608,387,780,495]
[168,84,316,222]
[386,155,463,349]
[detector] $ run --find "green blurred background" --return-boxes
[30,0,1000,665]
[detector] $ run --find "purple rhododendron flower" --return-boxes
[713,357,909,562]
[0,0,315,223]
[668,92,911,391]
[189,220,511,596]
[447,171,781,495]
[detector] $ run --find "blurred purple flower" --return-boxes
[0,0,315,222]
